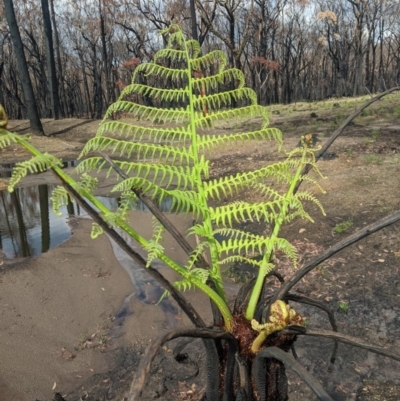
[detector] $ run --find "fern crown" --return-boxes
[74,25,325,305]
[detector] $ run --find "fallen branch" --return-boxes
[286,327,400,363]
[272,209,400,301]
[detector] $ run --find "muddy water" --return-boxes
[0,184,117,258]
[0,183,172,259]
[0,181,182,329]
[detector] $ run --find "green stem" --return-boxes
[10,133,233,330]
[245,150,307,321]
[184,41,228,306]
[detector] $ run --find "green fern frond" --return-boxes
[120,84,188,104]
[190,50,227,73]
[187,222,213,240]
[96,122,191,144]
[274,237,298,267]
[220,254,267,268]
[161,25,186,48]
[295,191,326,216]
[115,191,138,219]
[131,63,188,85]
[153,48,187,63]
[81,137,193,164]
[193,88,257,112]
[79,158,193,190]
[173,267,210,293]
[8,153,62,191]
[198,128,282,153]
[253,183,284,202]
[50,186,72,216]
[91,223,104,239]
[216,236,270,256]
[211,201,282,226]
[104,101,189,123]
[77,173,98,194]
[0,130,17,149]
[213,228,267,242]
[76,157,109,174]
[103,211,123,228]
[112,176,162,196]
[192,68,245,92]
[195,105,269,129]
[299,175,326,194]
[185,241,210,270]
[185,39,201,58]
[143,217,165,267]
[204,162,290,199]
[168,189,207,217]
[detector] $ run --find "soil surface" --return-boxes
[1,95,400,401]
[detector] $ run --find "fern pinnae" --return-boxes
[193,88,258,112]
[192,68,246,92]
[96,122,191,145]
[132,63,187,84]
[153,48,187,64]
[8,154,62,191]
[299,175,327,194]
[220,254,264,268]
[81,137,193,165]
[253,183,284,202]
[216,236,270,257]
[172,266,210,293]
[184,39,201,58]
[50,186,72,216]
[198,128,282,153]
[195,106,269,129]
[204,164,288,199]
[211,201,281,226]
[295,191,326,216]
[189,50,227,72]
[0,130,16,149]
[143,217,165,267]
[274,237,298,267]
[104,101,189,124]
[213,228,267,243]
[120,84,188,104]
[185,241,210,271]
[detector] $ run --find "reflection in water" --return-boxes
[0,185,79,258]
[0,184,173,259]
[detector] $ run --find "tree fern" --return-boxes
[4,25,325,333]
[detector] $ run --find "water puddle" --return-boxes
[0,177,180,327]
[0,182,173,259]
[0,184,119,259]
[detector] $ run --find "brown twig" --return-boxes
[99,151,210,268]
[98,151,224,326]
[52,169,207,329]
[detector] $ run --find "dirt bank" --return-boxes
[1,95,400,400]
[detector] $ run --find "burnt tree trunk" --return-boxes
[3,0,44,134]
[41,0,61,119]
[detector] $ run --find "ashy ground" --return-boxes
[0,93,400,401]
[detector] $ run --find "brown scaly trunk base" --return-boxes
[228,314,296,401]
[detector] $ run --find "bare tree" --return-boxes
[2,0,44,134]
[41,0,61,119]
